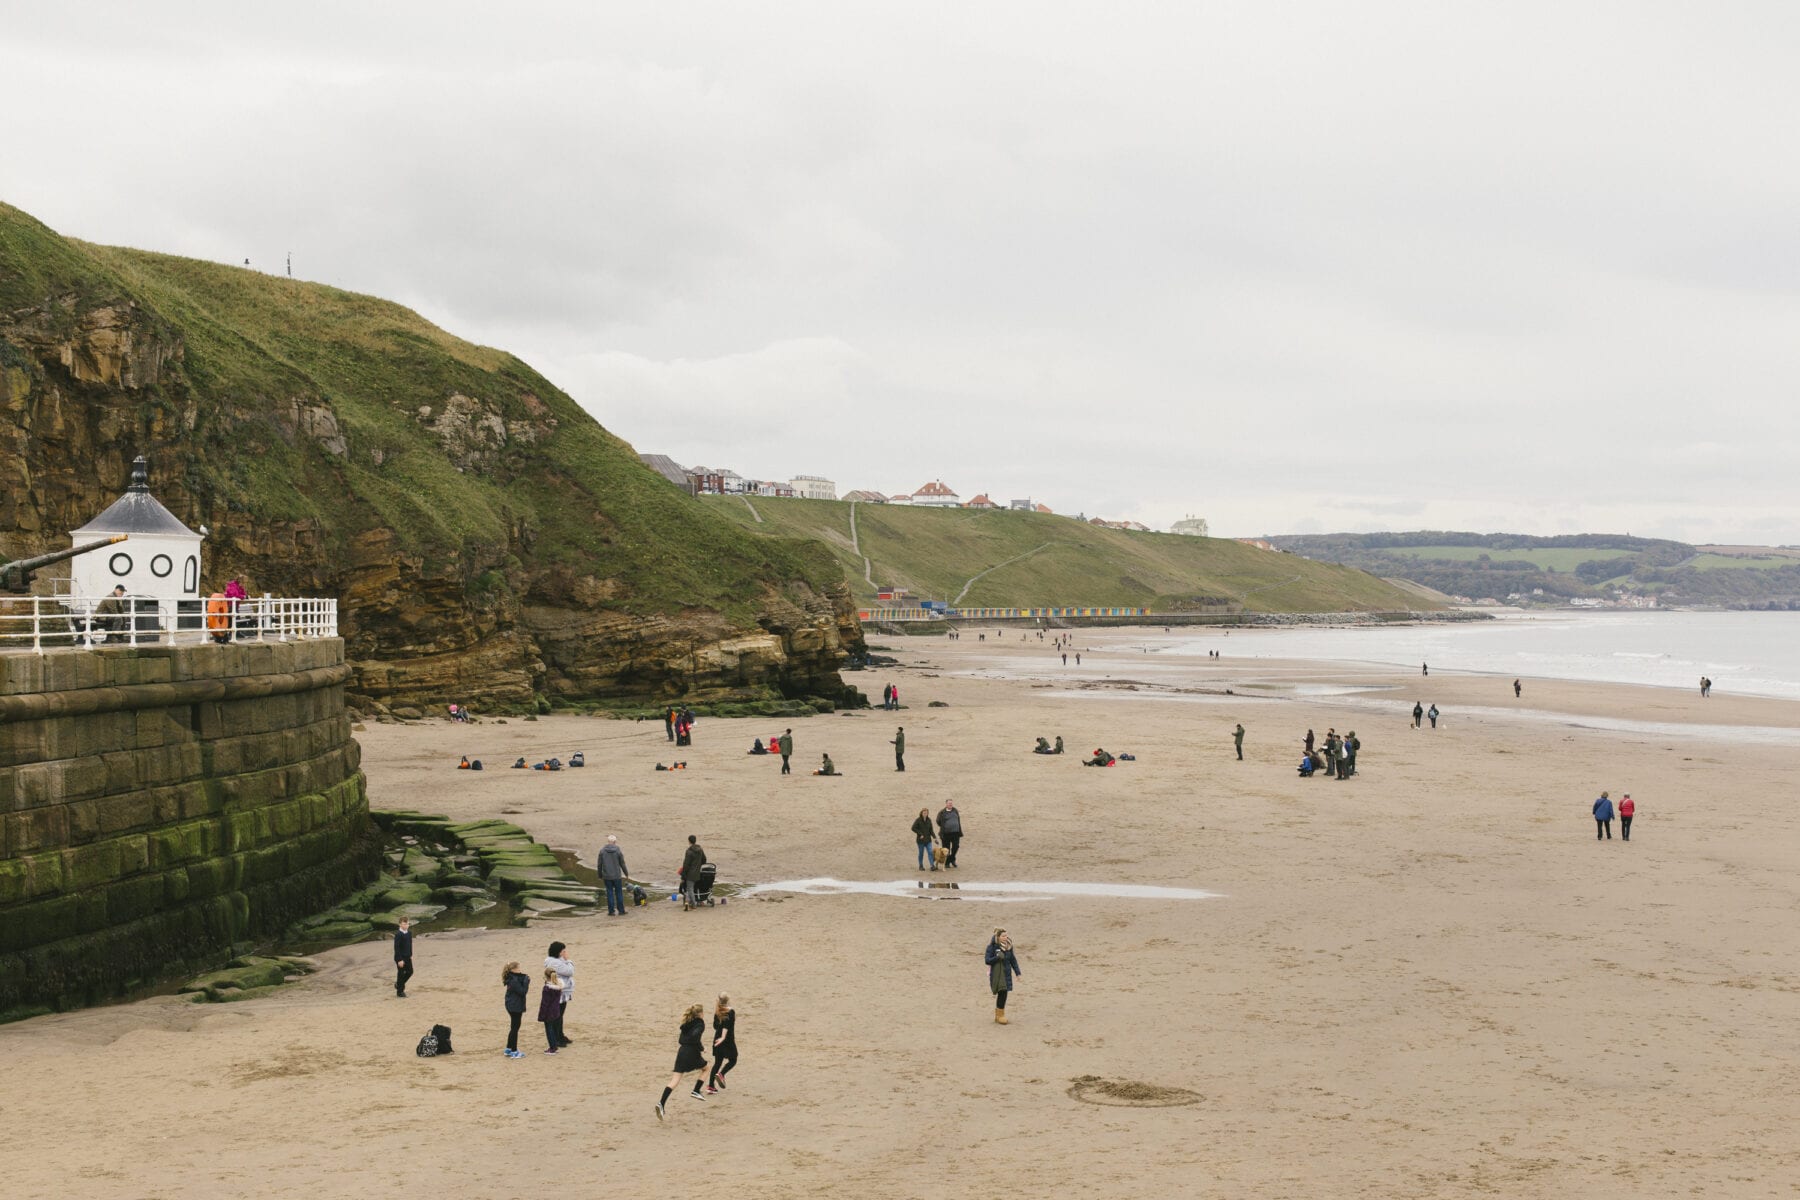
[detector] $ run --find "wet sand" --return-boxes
[6,628,1800,1198]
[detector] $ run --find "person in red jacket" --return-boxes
[1619,794,1636,841]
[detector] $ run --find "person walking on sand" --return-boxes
[936,799,963,868]
[654,1004,710,1120]
[892,726,906,772]
[393,916,414,998]
[680,835,707,910]
[1233,723,1245,761]
[536,965,565,1053]
[1412,701,1424,729]
[1427,703,1439,729]
[778,728,794,775]
[986,928,1022,1024]
[599,835,630,916]
[912,808,938,871]
[1593,791,1614,840]
[501,961,530,1058]
[1422,662,1429,676]
[1514,679,1522,698]
[1620,794,1635,841]
[544,941,574,1045]
[707,995,738,1093]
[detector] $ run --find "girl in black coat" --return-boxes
[912,809,937,871]
[535,967,565,1054]
[501,961,530,1058]
[654,1004,709,1121]
[707,994,738,1093]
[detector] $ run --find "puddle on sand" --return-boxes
[742,878,1221,903]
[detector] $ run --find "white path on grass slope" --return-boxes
[847,500,874,586]
[953,542,1053,606]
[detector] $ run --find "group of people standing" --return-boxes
[664,706,696,745]
[1298,727,1359,778]
[495,940,577,1056]
[880,682,901,710]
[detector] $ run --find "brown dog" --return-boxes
[933,845,949,868]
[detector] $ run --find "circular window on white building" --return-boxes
[109,553,133,576]
[151,554,174,578]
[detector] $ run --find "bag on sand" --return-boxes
[415,1032,438,1058]
[416,1024,454,1057]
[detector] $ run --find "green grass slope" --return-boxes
[0,201,838,625]
[704,496,1429,613]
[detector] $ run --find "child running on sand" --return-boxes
[655,1004,710,1120]
[708,995,738,1093]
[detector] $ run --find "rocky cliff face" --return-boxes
[0,208,862,709]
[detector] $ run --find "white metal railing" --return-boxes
[0,594,338,652]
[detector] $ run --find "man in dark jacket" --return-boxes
[778,728,794,775]
[936,800,963,868]
[598,835,630,916]
[1593,792,1614,840]
[680,835,707,910]
[892,726,906,772]
[1233,723,1245,761]
[393,917,413,998]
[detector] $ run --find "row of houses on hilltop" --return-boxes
[640,459,1231,539]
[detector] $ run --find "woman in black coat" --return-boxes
[912,809,937,871]
[654,1004,709,1121]
[501,961,530,1058]
[707,994,738,1093]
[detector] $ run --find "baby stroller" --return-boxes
[690,862,718,907]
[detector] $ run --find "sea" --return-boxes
[1182,610,1800,701]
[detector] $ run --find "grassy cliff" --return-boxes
[0,202,859,705]
[704,496,1428,613]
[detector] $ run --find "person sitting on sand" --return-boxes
[813,754,839,776]
[1083,748,1116,767]
[1034,737,1053,754]
[748,738,769,755]
[1298,754,1315,777]
[1053,735,1064,754]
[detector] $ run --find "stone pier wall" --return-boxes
[0,639,378,1018]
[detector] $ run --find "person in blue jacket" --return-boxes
[1592,791,1614,840]
[501,961,530,1058]
[986,928,1022,1024]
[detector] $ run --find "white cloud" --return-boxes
[4,1,1798,543]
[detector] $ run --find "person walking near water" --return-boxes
[544,941,574,1045]
[536,965,565,1053]
[1233,723,1245,761]
[501,961,529,1058]
[1620,794,1635,841]
[1427,704,1439,729]
[892,726,906,771]
[936,799,962,868]
[1412,701,1424,729]
[393,916,414,998]
[986,928,1022,1024]
[707,995,738,1093]
[1593,791,1614,840]
[654,1004,710,1120]
[778,728,794,775]
[912,808,937,871]
[1513,679,1522,698]
[599,835,630,917]
[1422,662,1429,676]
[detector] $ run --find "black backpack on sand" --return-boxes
[416,1023,454,1057]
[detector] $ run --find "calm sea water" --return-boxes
[1182,611,1800,700]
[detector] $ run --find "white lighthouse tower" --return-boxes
[69,455,205,631]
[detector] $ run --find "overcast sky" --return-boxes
[5,3,1798,542]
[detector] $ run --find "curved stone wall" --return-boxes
[0,639,377,1018]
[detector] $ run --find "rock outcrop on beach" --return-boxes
[0,202,861,708]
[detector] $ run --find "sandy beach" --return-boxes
[6,627,1800,1199]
